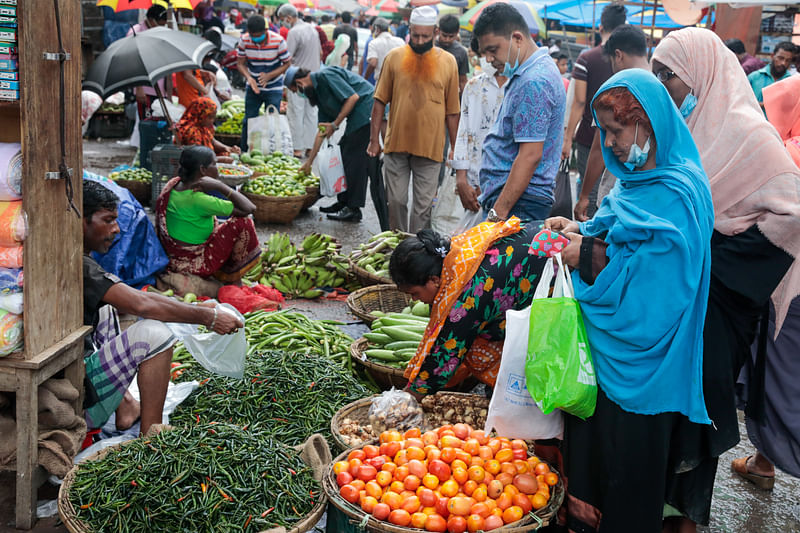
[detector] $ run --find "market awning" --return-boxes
[538,0,709,28]
[461,0,547,35]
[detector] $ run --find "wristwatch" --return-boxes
[487,208,505,222]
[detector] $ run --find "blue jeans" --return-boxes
[482,190,553,225]
[241,86,282,151]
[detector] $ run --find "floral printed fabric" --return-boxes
[410,225,547,395]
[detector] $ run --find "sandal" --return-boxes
[731,456,775,490]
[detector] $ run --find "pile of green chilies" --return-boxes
[69,424,319,532]
[171,350,369,445]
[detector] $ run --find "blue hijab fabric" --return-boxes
[576,69,715,424]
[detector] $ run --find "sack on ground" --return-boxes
[247,105,293,156]
[315,139,347,197]
[484,306,564,440]
[525,254,597,419]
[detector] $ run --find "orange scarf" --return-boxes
[404,217,522,384]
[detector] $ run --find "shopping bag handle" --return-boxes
[553,253,575,299]
[265,104,279,115]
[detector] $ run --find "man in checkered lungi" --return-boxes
[82,181,243,436]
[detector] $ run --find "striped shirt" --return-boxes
[237,31,291,93]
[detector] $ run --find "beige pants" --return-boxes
[383,152,440,233]
[286,90,317,152]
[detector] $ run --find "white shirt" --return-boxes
[452,73,506,186]
[287,20,322,72]
[366,31,404,81]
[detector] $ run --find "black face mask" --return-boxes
[409,39,434,55]
[299,84,318,107]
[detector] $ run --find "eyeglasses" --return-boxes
[655,69,677,83]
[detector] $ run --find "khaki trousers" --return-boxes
[383,152,440,233]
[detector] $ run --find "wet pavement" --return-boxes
[1,139,797,532]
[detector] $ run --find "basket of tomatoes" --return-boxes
[323,424,564,532]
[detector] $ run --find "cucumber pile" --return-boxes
[110,167,152,183]
[362,301,430,368]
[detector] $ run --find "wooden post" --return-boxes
[650,0,658,52]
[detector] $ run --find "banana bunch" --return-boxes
[245,232,351,298]
[348,230,409,279]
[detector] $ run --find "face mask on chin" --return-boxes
[479,57,496,77]
[409,39,434,55]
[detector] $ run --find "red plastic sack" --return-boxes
[217,284,283,315]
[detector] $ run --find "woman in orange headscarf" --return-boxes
[175,97,240,162]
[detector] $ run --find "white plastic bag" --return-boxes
[247,105,293,156]
[149,99,185,123]
[182,304,247,379]
[484,306,564,440]
[454,207,485,235]
[315,139,347,197]
[431,168,466,236]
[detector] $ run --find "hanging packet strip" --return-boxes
[0,200,25,245]
[0,245,21,268]
[0,143,21,200]
[0,266,21,293]
[0,308,22,357]
[0,292,21,314]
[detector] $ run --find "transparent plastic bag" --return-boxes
[367,388,425,434]
[454,207,485,235]
[182,304,247,379]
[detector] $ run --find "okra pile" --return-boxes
[69,424,319,532]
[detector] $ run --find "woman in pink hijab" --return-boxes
[651,28,800,531]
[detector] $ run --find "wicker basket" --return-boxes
[58,437,327,533]
[323,447,564,532]
[331,392,490,453]
[302,186,320,210]
[350,337,408,391]
[243,192,307,224]
[346,284,412,325]
[349,258,392,287]
[113,178,150,206]
[214,132,241,146]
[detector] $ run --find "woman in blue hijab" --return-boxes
[545,69,714,532]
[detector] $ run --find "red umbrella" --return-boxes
[407,0,440,6]
[97,0,204,11]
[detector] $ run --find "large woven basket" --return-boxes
[214,132,241,146]
[331,392,490,453]
[302,186,320,210]
[350,337,408,391]
[244,191,307,224]
[323,447,564,532]
[58,436,327,533]
[113,178,150,206]
[349,258,392,287]
[346,284,412,325]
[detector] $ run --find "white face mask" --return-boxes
[479,57,496,77]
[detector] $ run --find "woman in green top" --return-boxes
[155,146,260,280]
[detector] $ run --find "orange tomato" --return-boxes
[512,493,533,514]
[495,449,514,464]
[451,459,469,472]
[500,463,518,478]
[406,446,425,461]
[496,492,513,511]
[390,480,405,494]
[400,490,416,500]
[426,447,442,463]
[404,427,422,439]
[441,436,464,449]
[333,461,350,475]
[407,459,427,478]
[478,446,494,461]
[463,438,481,456]
[487,479,504,499]
[466,514,485,532]
[470,456,485,468]
[422,506,437,516]
[468,465,486,483]
[422,473,440,490]
[496,472,514,487]
[410,511,428,529]
[418,487,437,508]
[469,429,489,445]
[405,438,425,450]
[365,480,383,499]
[340,484,360,504]
[534,462,550,476]
[428,459,451,482]
[483,498,498,513]
[363,444,380,458]
[452,466,469,485]
[372,502,391,520]
[483,514,504,530]
[394,465,409,482]
[388,509,412,526]
[453,423,472,440]
[381,441,402,458]
[447,496,472,516]
[455,449,473,465]
[336,471,353,487]
[545,472,559,486]
[380,430,402,443]
[510,439,527,451]
[357,464,378,482]
[472,485,488,502]
[498,437,512,450]
[446,515,468,533]
[348,458,363,477]
[375,470,392,487]
[487,438,502,455]
[425,514,447,532]
[422,431,439,446]
[463,480,478,496]
[484,472,495,484]
[502,505,524,524]
[440,479,460,498]
[537,484,550,499]
[440,447,457,464]
[348,449,366,462]
[437,424,454,437]
[485,459,501,475]
[361,495,378,513]
[470,502,491,518]
[381,491,403,510]
[394,449,409,466]
[531,492,548,510]
[401,495,421,514]
[382,462,397,474]
[404,475,421,491]
[513,460,529,474]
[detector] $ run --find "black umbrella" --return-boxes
[83,27,215,126]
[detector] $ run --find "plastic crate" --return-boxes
[138,120,173,172]
[86,112,134,139]
[150,144,185,205]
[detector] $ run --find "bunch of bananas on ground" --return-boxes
[245,232,351,299]
[348,230,409,279]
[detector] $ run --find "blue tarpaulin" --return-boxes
[83,170,169,288]
[538,0,710,29]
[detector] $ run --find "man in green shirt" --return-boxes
[287,65,389,227]
[747,41,794,108]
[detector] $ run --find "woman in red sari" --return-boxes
[156,146,260,281]
[175,97,240,162]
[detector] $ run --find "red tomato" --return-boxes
[357,464,378,482]
[422,431,439,446]
[382,441,402,458]
[388,509,412,526]
[403,474,421,491]
[419,487,437,507]
[512,493,533,514]
[483,514,504,530]
[405,439,426,451]
[435,496,450,518]
[372,502,391,520]
[446,515,468,533]
[363,444,380,458]
[366,456,386,469]
[425,514,448,532]
[452,423,472,440]
[440,447,458,464]
[404,427,422,439]
[437,424,454,437]
[340,484,359,504]
[348,458,363,477]
[513,473,538,495]
[469,429,489,445]
[512,448,527,461]
[336,471,353,487]
[407,459,427,478]
[428,459,451,482]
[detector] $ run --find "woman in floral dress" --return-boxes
[388,219,547,396]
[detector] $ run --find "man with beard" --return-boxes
[367,6,460,233]
[285,66,389,228]
[748,41,795,109]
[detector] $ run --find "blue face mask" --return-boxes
[623,122,651,171]
[252,33,266,43]
[679,92,697,120]
[502,37,521,77]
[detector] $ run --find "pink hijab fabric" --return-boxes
[763,75,800,167]
[652,28,800,333]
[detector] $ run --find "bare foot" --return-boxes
[115,391,141,431]
[748,452,775,477]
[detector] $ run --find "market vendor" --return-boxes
[286,65,388,227]
[175,97,240,163]
[389,221,547,396]
[83,180,242,437]
[155,145,260,282]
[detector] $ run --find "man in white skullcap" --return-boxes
[367,5,460,233]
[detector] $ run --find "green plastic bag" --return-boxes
[525,254,597,419]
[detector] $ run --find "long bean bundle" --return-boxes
[171,350,369,445]
[69,424,319,532]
